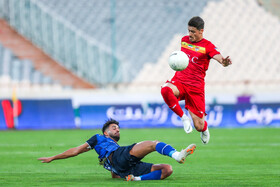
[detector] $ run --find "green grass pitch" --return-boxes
[1,128,279,186]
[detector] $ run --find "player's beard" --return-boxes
[110,135,120,142]
[108,131,120,142]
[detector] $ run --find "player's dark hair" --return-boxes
[188,16,204,30]
[102,118,119,134]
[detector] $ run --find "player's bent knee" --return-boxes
[162,165,173,179]
[166,165,173,176]
[153,140,160,144]
[152,140,160,149]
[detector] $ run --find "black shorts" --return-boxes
[111,143,153,178]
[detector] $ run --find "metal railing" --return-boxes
[1,0,129,87]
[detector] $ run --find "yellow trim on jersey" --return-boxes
[181,42,206,54]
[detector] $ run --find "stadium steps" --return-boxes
[0,19,95,89]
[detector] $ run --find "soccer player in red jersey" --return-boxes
[161,16,232,144]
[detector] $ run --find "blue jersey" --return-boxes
[86,134,120,171]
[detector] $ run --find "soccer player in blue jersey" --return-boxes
[38,119,196,181]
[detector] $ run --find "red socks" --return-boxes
[161,86,184,117]
[202,121,208,132]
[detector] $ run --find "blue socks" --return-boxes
[155,142,176,157]
[140,170,162,180]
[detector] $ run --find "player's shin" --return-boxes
[155,142,176,157]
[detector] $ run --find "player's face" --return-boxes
[105,123,120,142]
[188,26,203,42]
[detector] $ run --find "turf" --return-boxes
[0,128,279,186]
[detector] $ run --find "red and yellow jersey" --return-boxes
[172,36,220,91]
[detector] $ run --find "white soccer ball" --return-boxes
[168,51,189,71]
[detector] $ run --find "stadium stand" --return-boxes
[0,0,219,87]
[202,0,280,94]
[0,18,94,90]
[0,0,279,95]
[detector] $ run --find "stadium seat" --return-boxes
[0,43,59,90]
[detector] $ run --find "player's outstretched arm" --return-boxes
[38,143,90,163]
[213,54,232,67]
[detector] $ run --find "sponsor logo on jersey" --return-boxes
[181,42,206,54]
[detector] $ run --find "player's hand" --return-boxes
[222,56,232,67]
[38,157,53,163]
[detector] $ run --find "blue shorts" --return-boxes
[111,143,153,178]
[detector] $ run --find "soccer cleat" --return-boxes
[125,174,135,181]
[176,144,196,164]
[200,128,210,144]
[181,114,193,134]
